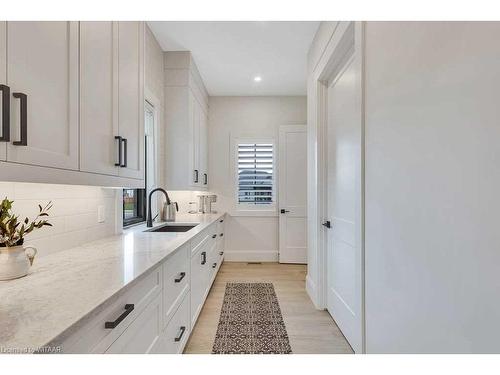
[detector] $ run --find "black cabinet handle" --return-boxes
[212,262,217,269]
[204,173,207,185]
[194,169,199,183]
[114,136,122,166]
[174,326,186,342]
[12,92,27,146]
[280,209,290,214]
[201,251,206,265]
[121,138,127,167]
[219,219,224,223]
[219,251,224,256]
[105,304,134,329]
[322,221,332,229]
[220,233,224,237]
[174,272,186,283]
[0,84,10,142]
[212,234,217,239]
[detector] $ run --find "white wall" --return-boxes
[307,21,500,353]
[209,96,307,262]
[0,182,117,257]
[364,21,500,353]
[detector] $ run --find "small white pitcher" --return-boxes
[0,245,37,281]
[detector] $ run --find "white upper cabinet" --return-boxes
[0,21,144,187]
[80,21,119,176]
[3,22,79,170]
[117,21,145,180]
[80,21,144,180]
[165,51,209,191]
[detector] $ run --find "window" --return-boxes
[123,188,146,226]
[237,142,274,205]
[122,100,156,227]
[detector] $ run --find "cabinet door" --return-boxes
[0,22,6,161]
[118,21,144,180]
[199,107,208,188]
[6,22,79,170]
[80,21,119,176]
[190,92,201,187]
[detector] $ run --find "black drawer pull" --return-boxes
[105,304,134,329]
[204,173,207,185]
[201,251,206,265]
[219,251,224,256]
[174,326,186,342]
[220,233,224,237]
[114,136,122,166]
[219,219,224,223]
[174,272,186,283]
[12,92,27,146]
[212,234,217,239]
[212,262,217,269]
[194,169,199,183]
[0,84,10,142]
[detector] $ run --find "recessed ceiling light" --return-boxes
[254,76,262,82]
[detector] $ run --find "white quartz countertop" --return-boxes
[0,213,225,353]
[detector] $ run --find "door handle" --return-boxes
[322,221,332,229]
[280,209,290,214]
[204,173,208,185]
[174,326,186,342]
[0,84,10,142]
[121,138,128,167]
[104,304,134,329]
[201,251,206,265]
[114,136,122,166]
[12,92,27,146]
[194,169,199,183]
[174,272,186,283]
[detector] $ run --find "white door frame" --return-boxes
[314,21,366,352]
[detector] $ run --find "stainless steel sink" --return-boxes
[145,224,198,233]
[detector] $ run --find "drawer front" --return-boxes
[61,265,162,353]
[106,292,163,354]
[163,292,190,354]
[163,242,190,325]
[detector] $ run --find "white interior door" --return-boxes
[279,125,307,264]
[326,55,363,352]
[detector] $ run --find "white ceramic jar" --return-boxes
[0,245,37,280]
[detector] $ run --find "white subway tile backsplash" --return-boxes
[0,182,119,257]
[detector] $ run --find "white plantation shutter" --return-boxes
[238,143,274,204]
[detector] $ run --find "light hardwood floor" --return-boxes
[184,262,353,354]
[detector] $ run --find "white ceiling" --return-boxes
[147,21,319,96]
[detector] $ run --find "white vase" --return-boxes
[0,245,38,281]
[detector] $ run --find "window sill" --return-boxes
[230,208,278,217]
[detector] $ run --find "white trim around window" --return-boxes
[231,136,277,216]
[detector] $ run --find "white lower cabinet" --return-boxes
[161,292,191,354]
[59,216,225,354]
[106,292,163,354]
[190,233,212,326]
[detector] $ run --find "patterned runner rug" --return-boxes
[212,282,292,354]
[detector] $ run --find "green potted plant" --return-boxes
[0,198,52,280]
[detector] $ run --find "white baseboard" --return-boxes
[224,250,279,262]
[306,274,322,309]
